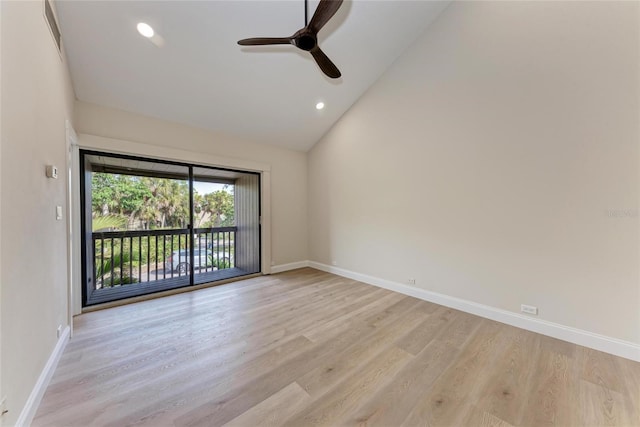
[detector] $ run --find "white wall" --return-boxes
[308,1,639,345]
[0,1,75,424]
[74,101,308,268]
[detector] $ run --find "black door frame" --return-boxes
[80,149,261,306]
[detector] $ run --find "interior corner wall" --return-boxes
[308,1,640,345]
[0,1,75,425]
[73,101,308,269]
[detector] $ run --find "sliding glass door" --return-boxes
[81,151,260,306]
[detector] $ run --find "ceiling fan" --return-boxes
[237,0,344,79]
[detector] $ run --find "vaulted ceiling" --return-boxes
[56,1,449,151]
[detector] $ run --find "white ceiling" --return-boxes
[56,0,449,151]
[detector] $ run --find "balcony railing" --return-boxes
[92,226,236,290]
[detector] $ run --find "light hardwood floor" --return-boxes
[34,268,640,426]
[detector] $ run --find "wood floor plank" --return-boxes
[615,354,640,423]
[36,335,316,425]
[581,347,629,393]
[32,268,640,427]
[471,327,542,425]
[222,382,311,427]
[341,339,461,427]
[395,305,457,355]
[577,346,640,426]
[519,335,579,427]
[458,405,515,427]
[296,304,427,398]
[302,291,405,343]
[72,272,342,338]
[282,346,414,427]
[579,379,638,426]
[172,319,385,426]
[101,297,382,425]
[438,310,484,349]
[400,319,505,427]
[51,277,371,386]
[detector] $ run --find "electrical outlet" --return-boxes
[408,278,416,285]
[521,304,538,315]
[332,260,337,266]
[57,325,62,338]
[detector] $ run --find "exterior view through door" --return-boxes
[80,151,261,306]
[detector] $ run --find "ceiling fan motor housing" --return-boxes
[294,30,317,51]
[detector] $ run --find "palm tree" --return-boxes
[141,178,188,229]
[202,190,234,227]
[92,215,127,232]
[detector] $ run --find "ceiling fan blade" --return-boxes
[238,37,292,46]
[310,46,341,79]
[308,0,344,34]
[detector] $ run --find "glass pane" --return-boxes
[86,153,190,305]
[193,166,237,285]
[192,166,259,285]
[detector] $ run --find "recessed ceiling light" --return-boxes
[316,102,325,110]
[137,22,154,38]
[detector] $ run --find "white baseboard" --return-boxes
[16,325,70,427]
[308,261,640,362]
[270,260,310,274]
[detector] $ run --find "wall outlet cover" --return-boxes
[521,304,538,315]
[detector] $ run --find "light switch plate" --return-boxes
[56,205,62,220]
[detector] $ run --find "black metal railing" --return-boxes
[92,226,236,289]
